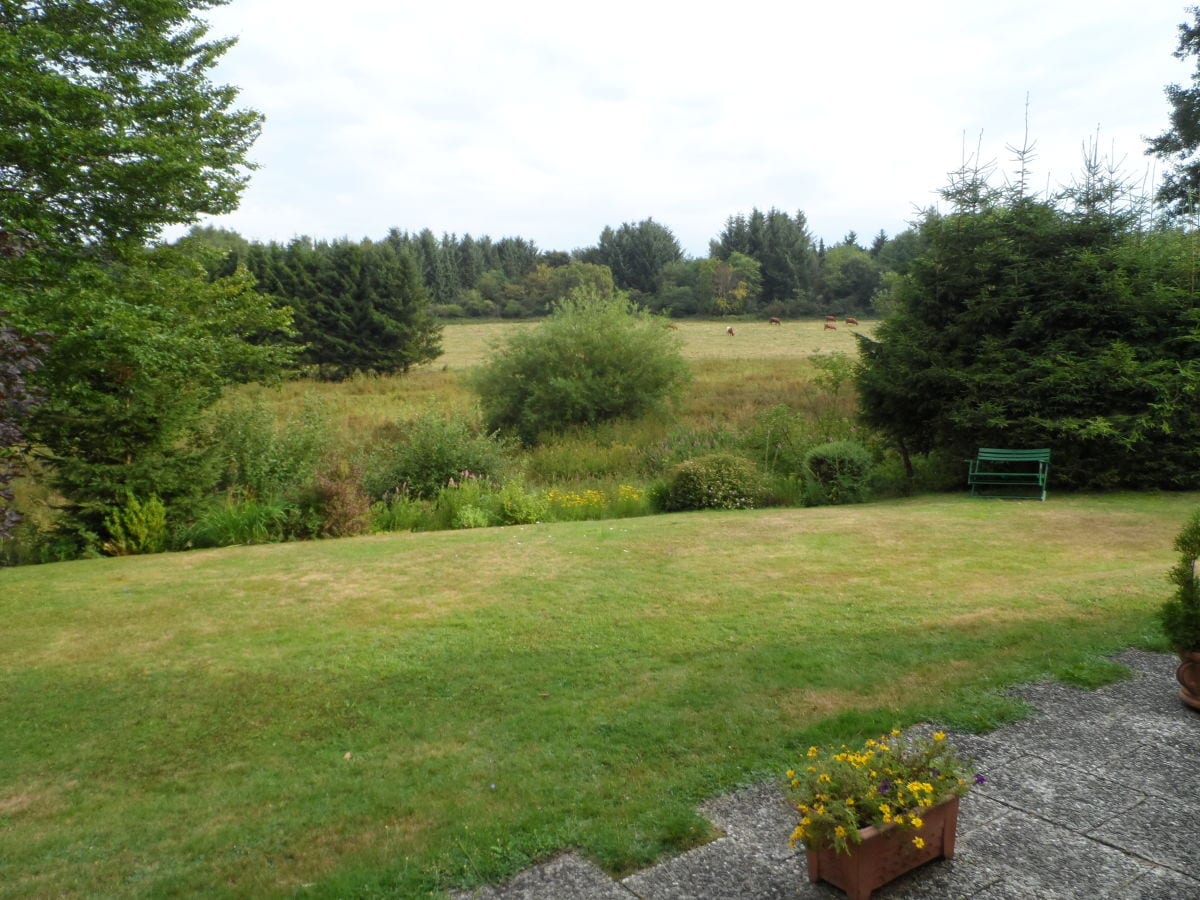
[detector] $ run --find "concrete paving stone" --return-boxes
[939,729,1027,773]
[698,782,800,860]
[1109,865,1200,900]
[955,809,1153,897]
[867,853,1012,899]
[994,709,1148,771]
[619,836,808,900]
[973,753,1147,831]
[956,793,1018,835]
[1111,649,1178,678]
[449,851,635,900]
[1087,794,1200,876]
[1099,734,1200,806]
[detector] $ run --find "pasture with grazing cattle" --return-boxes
[1,318,1192,898]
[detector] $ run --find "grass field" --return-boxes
[1,490,1191,898]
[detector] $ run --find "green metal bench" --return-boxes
[966,448,1051,501]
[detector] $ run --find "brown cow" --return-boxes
[844,316,859,326]
[726,326,735,336]
[824,322,837,331]
[824,315,837,322]
[768,317,782,325]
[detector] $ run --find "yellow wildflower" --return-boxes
[911,816,924,830]
[933,731,946,741]
[818,773,831,783]
[807,746,819,758]
[834,826,847,838]
[786,769,795,779]
[913,836,925,849]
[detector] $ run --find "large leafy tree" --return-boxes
[1147,6,1200,218]
[0,0,262,248]
[586,219,683,296]
[0,1,292,550]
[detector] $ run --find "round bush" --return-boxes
[657,452,764,511]
[472,286,689,445]
[364,411,509,500]
[803,440,873,505]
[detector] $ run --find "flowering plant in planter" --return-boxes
[785,728,982,855]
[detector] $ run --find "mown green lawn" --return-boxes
[1,492,1192,898]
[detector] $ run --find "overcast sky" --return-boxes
[179,0,1194,257]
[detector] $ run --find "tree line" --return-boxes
[190,211,922,323]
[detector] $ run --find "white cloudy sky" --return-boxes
[182,0,1194,256]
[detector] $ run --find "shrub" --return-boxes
[302,461,372,538]
[472,286,690,444]
[184,495,295,548]
[492,479,548,526]
[101,493,168,555]
[740,404,811,475]
[363,411,509,500]
[803,440,873,506]
[1160,508,1200,653]
[207,395,331,498]
[369,492,428,533]
[655,452,764,512]
[428,475,495,530]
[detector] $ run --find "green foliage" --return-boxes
[803,441,873,506]
[473,287,690,444]
[493,479,549,525]
[818,242,882,314]
[585,219,683,296]
[655,452,764,511]
[100,493,168,556]
[369,494,427,534]
[184,495,296,548]
[9,248,296,534]
[265,239,443,379]
[697,252,762,315]
[0,0,261,249]
[1147,7,1200,218]
[856,183,1200,489]
[740,405,811,475]
[206,396,332,498]
[1160,508,1200,652]
[710,208,819,308]
[363,410,509,500]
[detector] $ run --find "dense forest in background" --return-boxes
[184,209,918,321]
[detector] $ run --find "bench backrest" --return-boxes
[975,448,1051,463]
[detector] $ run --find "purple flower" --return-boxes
[974,774,987,785]
[878,779,893,794]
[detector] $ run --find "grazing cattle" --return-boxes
[824,322,837,331]
[844,316,859,326]
[768,317,782,325]
[726,326,735,336]
[824,315,837,322]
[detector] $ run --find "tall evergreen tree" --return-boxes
[1147,6,1200,218]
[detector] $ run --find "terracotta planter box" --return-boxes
[805,795,959,900]
[1179,650,1200,711]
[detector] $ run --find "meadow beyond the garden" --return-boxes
[1,485,1192,897]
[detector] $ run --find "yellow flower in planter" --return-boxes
[784,727,977,855]
[913,836,926,849]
